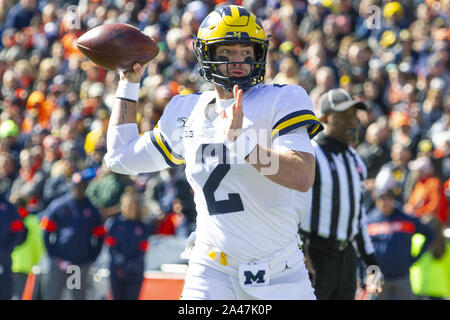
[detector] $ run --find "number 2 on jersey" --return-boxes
[199,144,244,215]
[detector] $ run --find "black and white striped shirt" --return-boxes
[300,135,375,258]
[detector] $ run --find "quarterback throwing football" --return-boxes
[105,5,323,300]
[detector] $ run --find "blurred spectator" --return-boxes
[427,52,450,87]
[334,35,354,76]
[431,131,450,182]
[64,54,84,93]
[59,134,85,165]
[298,1,327,41]
[354,0,377,40]
[367,188,435,300]
[404,156,448,226]
[83,82,108,119]
[298,42,330,92]
[368,59,388,100]
[386,63,407,108]
[415,139,445,183]
[9,148,46,213]
[391,82,419,117]
[357,121,391,180]
[0,118,22,161]
[84,107,109,156]
[357,86,388,131]
[410,225,450,300]
[389,110,421,157]
[21,125,49,150]
[42,157,78,209]
[374,143,412,206]
[395,29,419,65]
[84,139,106,171]
[1,68,18,100]
[271,56,300,84]
[41,168,104,300]
[48,75,71,111]
[3,0,41,31]
[155,197,185,236]
[79,64,106,100]
[427,102,450,180]
[85,165,134,219]
[40,2,59,48]
[347,41,371,84]
[335,0,359,29]
[104,186,152,300]
[10,197,45,300]
[144,167,196,237]
[309,65,336,102]
[0,0,15,26]
[0,192,27,300]
[41,134,61,175]
[22,90,55,132]
[421,77,446,133]
[0,151,17,198]
[383,1,408,30]
[36,57,57,89]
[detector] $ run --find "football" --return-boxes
[76,23,159,71]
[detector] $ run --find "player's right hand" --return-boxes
[120,62,146,83]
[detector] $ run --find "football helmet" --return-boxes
[194,5,270,92]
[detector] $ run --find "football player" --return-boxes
[105,5,323,300]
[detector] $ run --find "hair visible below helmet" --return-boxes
[194,5,270,92]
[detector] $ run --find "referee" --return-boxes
[299,89,380,300]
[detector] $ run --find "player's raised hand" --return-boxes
[223,85,244,142]
[120,62,148,83]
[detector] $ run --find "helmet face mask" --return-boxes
[194,5,270,92]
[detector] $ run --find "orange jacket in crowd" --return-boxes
[404,176,448,224]
[22,91,56,132]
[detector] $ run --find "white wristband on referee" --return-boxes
[226,133,257,159]
[115,80,140,102]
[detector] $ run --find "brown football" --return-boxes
[76,23,159,71]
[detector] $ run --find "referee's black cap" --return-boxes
[319,89,367,115]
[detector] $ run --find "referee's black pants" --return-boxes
[307,239,357,300]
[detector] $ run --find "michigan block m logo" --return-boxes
[244,270,266,285]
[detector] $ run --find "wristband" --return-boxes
[226,133,257,159]
[115,80,140,102]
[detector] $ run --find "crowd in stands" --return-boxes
[0,0,448,299]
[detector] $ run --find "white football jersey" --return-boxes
[150,84,322,267]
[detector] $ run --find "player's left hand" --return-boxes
[222,85,243,143]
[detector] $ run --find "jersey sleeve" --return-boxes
[105,124,171,175]
[270,85,323,141]
[150,94,186,167]
[272,126,314,155]
[105,96,187,175]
